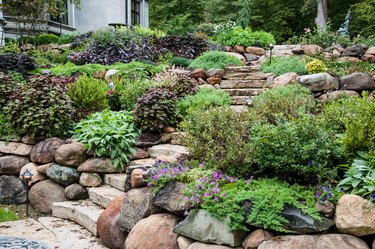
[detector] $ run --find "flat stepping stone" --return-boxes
[88,184,125,208]
[147,144,189,158]
[52,200,104,236]
[38,217,108,248]
[104,173,127,191]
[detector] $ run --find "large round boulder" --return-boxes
[29,179,68,214]
[334,194,375,236]
[64,183,88,200]
[30,138,65,164]
[124,213,180,249]
[97,195,127,249]
[0,155,30,175]
[54,142,86,167]
[0,175,26,204]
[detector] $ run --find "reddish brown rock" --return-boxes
[161,133,172,143]
[245,47,265,56]
[155,155,178,163]
[234,46,245,53]
[55,142,86,167]
[338,57,362,63]
[318,90,360,102]
[207,77,222,85]
[243,229,273,249]
[36,163,53,174]
[302,45,323,55]
[340,73,375,91]
[97,195,127,249]
[79,172,102,187]
[131,147,149,160]
[77,157,120,173]
[30,138,65,164]
[362,54,375,63]
[271,72,298,89]
[19,163,47,186]
[366,47,375,55]
[190,69,207,80]
[124,213,180,249]
[130,168,146,189]
[315,201,335,218]
[206,69,225,78]
[163,127,176,133]
[29,179,68,214]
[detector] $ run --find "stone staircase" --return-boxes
[52,173,127,236]
[220,66,274,106]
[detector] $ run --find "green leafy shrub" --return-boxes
[251,84,315,124]
[73,110,139,171]
[337,152,375,201]
[171,56,193,67]
[109,76,155,111]
[215,27,276,47]
[67,75,109,111]
[318,94,375,156]
[250,116,343,183]
[305,59,327,74]
[180,107,252,176]
[133,88,178,132]
[36,34,59,45]
[0,72,17,111]
[324,60,375,77]
[57,32,80,44]
[261,56,307,76]
[177,88,231,119]
[132,25,166,38]
[3,75,74,137]
[90,27,143,49]
[110,61,164,80]
[189,51,243,70]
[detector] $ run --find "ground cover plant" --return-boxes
[189,51,243,70]
[0,207,19,222]
[261,56,307,76]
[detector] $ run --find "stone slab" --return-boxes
[0,141,34,156]
[88,185,125,208]
[147,144,189,158]
[223,88,264,96]
[103,174,127,191]
[52,200,104,236]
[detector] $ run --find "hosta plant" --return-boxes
[73,110,140,171]
[133,88,178,132]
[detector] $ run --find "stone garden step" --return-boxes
[88,184,125,208]
[220,79,267,89]
[103,173,127,191]
[225,66,261,74]
[222,72,272,80]
[147,144,189,158]
[230,96,252,105]
[52,200,104,236]
[224,88,264,96]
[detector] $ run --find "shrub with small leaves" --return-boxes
[36,34,59,45]
[0,72,17,111]
[3,75,74,137]
[306,59,327,74]
[170,56,193,67]
[133,88,178,132]
[168,74,197,99]
[73,110,140,171]
[67,75,109,112]
[189,51,243,70]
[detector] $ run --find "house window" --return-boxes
[131,0,140,25]
[50,0,68,25]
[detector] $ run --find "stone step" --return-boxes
[147,144,189,158]
[230,96,251,105]
[88,184,125,208]
[223,72,273,80]
[104,173,127,191]
[225,66,261,74]
[52,200,104,236]
[220,80,267,89]
[224,88,264,96]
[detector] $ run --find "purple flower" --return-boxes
[246,179,251,184]
[184,196,189,202]
[317,186,322,191]
[325,187,330,192]
[184,210,189,216]
[170,173,175,178]
[371,194,375,201]
[146,182,151,187]
[316,192,322,198]
[321,198,327,203]
[195,198,200,203]
[308,160,313,166]
[153,175,158,181]
[327,193,332,198]
[199,162,205,167]
[204,192,209,197]
[214,197,219,202]
[339,187,345,192]
[214,188,219,194]
[222,193,227,198]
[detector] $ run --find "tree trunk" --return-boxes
[315,0,328,31]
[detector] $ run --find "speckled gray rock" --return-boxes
[173,209,247,247]
[46,164,80,186]
[79,172,102,187]
[340,73,375,90]
[297,73,339,92]
[155,182,189,215]
[65,183,89,200]
[0,141,33,156]
[78,157,120,173]
[0,175,26,204]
